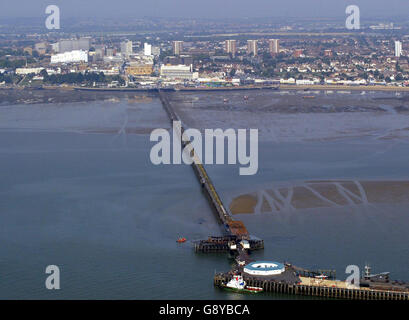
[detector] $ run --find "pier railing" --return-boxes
[214,273,409,300]
[158,90,233,229]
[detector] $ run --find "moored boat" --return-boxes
[176,237,187,243]
[221,275,263,294]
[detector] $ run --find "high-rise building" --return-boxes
[121,40,133,57]
[269,39,280,55]
[395,40,402,58]
[247,40,258,56]
[173,41,183,55]
[144,43,152,56]
[225,40,237,57]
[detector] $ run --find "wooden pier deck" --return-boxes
[158,90,263,262]
[158,90,253,237]
[214,272,409,300]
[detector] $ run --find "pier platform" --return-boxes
[214,272,409,300]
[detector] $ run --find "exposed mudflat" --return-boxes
[0,88,156,106]
[229,180,409,214]
[169,90,409,142]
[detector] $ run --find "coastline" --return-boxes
[279,84,409,92]
[2,83,409,93]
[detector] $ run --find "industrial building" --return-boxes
[57,38,90,53]
[160,64,193,80]
[50,50,88,64]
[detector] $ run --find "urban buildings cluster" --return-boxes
[1,22,409,88]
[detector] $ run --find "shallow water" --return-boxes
[1,92,409,299]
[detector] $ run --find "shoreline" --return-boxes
[71,84,409,93]
[279,84,409,92]
[1,84,409,93]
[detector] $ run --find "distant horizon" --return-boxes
[0,14,408,23]
[1,0,408,20]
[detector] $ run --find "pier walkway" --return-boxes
[157,90,263,258]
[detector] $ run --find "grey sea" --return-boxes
[1,90,409,299]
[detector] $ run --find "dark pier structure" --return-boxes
[158,90,264,259]
[214,271,409,300]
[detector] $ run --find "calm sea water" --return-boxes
[1,93,409,299]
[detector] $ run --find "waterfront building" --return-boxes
[160,64,193,80]
[50,50,88,64]
[243,261,285,276]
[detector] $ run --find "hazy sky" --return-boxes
[1,0,408,19]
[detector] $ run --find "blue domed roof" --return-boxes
[245,261,285,272]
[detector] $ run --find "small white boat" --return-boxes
[221,275,263,293]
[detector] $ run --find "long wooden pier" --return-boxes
[158,90,231,227]
[157,90,409,300]
[157,90,263,259]
[158,91,253,233]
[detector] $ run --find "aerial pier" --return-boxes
[157,89,409,300]
[157,90,264,260]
